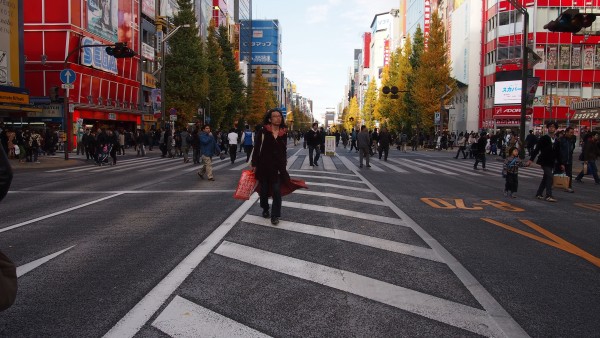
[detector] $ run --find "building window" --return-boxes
[498,10,522,26]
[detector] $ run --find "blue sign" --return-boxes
[80,37,118,74]
[60,69,76,84]
[241,20,279,65]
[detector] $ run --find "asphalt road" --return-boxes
[0,144,598,337]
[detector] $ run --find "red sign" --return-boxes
[493,106,532,118]
[383,39,391,66]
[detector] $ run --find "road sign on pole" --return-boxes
[60,69,76,84]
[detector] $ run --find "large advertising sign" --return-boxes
[250,21,279,65]
[0,0,21,87]
[495,78,539,106]
[141,0,155,19]
[494,80,522,105]
[80,37,118,74]
[86,0,119,41]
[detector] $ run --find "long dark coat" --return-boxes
[252,125,307,197]
[252,125,289,182]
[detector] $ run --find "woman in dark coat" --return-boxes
[251,109,289,225]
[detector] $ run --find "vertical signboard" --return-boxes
[0,0,22,87]
[424,0,431,45]
[251,20,279,65]
[383,38,391,66]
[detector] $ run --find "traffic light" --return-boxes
[544,9,596,33]
[105,42,136,58]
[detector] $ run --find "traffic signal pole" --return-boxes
[506,0,529,158]
[62,43,116,160]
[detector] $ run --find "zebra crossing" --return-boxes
[49,150,543,182]
[105,151,528,337]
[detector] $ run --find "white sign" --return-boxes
[325,136,336,156]
[170,115,177,121]
[61,83,74,89]
[494,80,522,105]
[141,42,155,61]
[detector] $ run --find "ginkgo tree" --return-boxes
[412,9,456,132]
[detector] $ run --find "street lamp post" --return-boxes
[506,0,529,158]
[157,22,191,129]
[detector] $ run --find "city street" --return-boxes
[1,143,599,337]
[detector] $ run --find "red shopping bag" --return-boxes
[233,170,258,200]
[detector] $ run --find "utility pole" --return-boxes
[506,0,529,158]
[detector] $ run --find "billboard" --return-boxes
[87,0,119,41]
[494,78,539,106]
[0,0,22,87]
[249,20,279,65]
[495,80,522,105]
[141,0,155,19]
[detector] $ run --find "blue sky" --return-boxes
[252,0,399,122]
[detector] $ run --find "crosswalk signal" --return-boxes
[544,9,597,33]
[105,42,136,58]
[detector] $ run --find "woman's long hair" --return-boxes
[262,109,287,128]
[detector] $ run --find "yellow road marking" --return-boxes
[420,198,524,212]
[481,218,600,268]
[574,203,600,212]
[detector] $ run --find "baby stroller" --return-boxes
[97,144,112,166]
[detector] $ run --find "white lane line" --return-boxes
[16,245,76,277]
[482,162,540,178]
[386,158,434,173]
[230,157,253,171]
[337,155,360,171]
[402,159,459,175]
[44,157,143,173]
[304,181,372,193]
[292,190,386,206]
[286,148,303,170]
[371,158,409,173]
[349,167,529,337]
[300,154,312,169]
[10,190,236,194]
[418,159,482,176]
[289,169,356,177]
[0,194,124,234]
[279,201,407,227]
[68,157,162,173]
[322,155,337,170]
[352,157,385,171]
[103,195,259,338]
[243,215,440,262]
[288,174,365,184]
[214,241,503,338]
[152,295,271,338]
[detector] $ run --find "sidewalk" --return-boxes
[10,153,88,170]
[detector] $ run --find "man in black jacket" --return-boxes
[305,122,320,166]
[473,132,488,170]
[530,122,560,202]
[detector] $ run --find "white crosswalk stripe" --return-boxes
[109,154,528,338]
[47,149,545,186]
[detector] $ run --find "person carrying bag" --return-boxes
[0,145,17,312]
